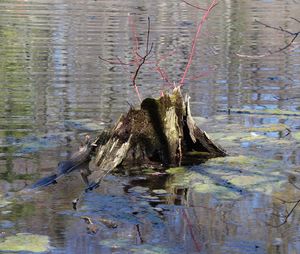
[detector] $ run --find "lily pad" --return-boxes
[0,233,50,253]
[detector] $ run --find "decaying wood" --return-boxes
[86,87,226,190]
[31,87,226,191]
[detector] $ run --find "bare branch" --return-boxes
[182,0,208,11]
[180,0,218,86]
[290,181,300,191]
[155,66,173,86]
[291,17,300,24]
[146,17,151,54]
[131,43,154,88]
[237,19,300,59]
[255,20,295,36]
[268,199,300,228]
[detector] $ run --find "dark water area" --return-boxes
[1,0,300,253]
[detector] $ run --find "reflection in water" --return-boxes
[0,0,300,253]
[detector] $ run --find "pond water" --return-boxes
[1,0,300,253]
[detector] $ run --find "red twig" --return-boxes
[155,66,173,87]
[179,0,218,86]
[186,67,214,81]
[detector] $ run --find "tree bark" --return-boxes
[87,87,226,189]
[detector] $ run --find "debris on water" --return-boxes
[81,216,99,234]
[98,218,118,228]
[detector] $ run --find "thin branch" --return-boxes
[182,0,208,11]
[179,0,218,86]
[237,19,300,59]
[268,199,300,228]
[290,17,300,24]
[146,17,151,54]
[185,67,214,81]
[290,181,300,191]
[155,66,173,87]
[275,197,300,204]
[135,224,144,244]
[131,43,154,89]
[255,20,295,36]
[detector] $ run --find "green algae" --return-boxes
[166,167,187,174]
[0,233,50,253]
[192,183,240,199]
[166,155,285,200]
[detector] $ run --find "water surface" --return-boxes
[1,0,300,253]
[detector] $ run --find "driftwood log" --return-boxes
[86,87,226,189]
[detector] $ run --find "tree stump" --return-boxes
[87,87,226,189]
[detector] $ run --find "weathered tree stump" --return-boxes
[87,87,226,189]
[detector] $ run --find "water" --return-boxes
[0,0,300,253]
